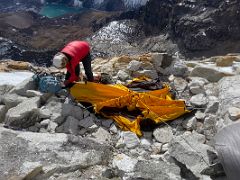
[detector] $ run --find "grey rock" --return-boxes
[204,83,219,97]
[4,97,41,127]
[195,110,206,120]
[62,103,84,121]
[161,143,169,153]
[127,60,142,71]
[190,93,208,107]
[173,77,188,92]
[25,90,42,97]
[37,107,52,119]
[40,119,50,127]
[62,116,80,135]
[151,142,162,154]
[28,125,39,132]
[101,119,113,128]
[39,128,48,133]
[10,77,37,96]
[0,84,14,95]
[44,97,64,123]
[20,161,43,180]
[132,160,181,180]
[189,77,209,87]
[189,85,205,95]
[153,126,173,144]
[132,69,158,79]
[109,124,118,134]
[151,53,174,73]
[218,75,240,119]
[205,96,219,114]
[79,116,95,128]
[112,153,138,173]
[203,115,217,140]
[0,105,6,123]
[228,107,240,121]
[182,117,197,130]
[83,109,90,118]
[0,127,111,180]
[47,121,58,133]
[168,131,216,177]
[172,60,189,77]
[140,138,151,149]
[91,127,111,144]
[190,66,231,82]
[117,70,129,81]
[3,93,28,109]
[121,131,140,149]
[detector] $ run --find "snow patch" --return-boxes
[0,71,34,86]
[92,20,135,44]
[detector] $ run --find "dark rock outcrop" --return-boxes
[137,0,240,57]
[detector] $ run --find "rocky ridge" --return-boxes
[1,53,240,179]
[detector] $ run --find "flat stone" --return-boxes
[168,131,215,178]
[92,127,111,144]
[161,143,169,153]
[4,97,41,127]
[121,131,140,149]
[101,119,113,128]
[40,119,50,127]
[127,60,142,71]
[173,77,188,92]
[25,90,42,97]
[205,96,219,114]
[132,160,181,180]
[20,161,43,180]
[228,107,240,121]
[47,121,58,133]
[112,153,138,173]
[153,126,173,144]
[190,65,231,82]
[79,116,95,128]
[190,93,208,107]
[182,117,197,130]
[3,93,28,109]
[117,70,129,81]
[10,77,36,97]
[195,111,206,120]
[62,116,80,135]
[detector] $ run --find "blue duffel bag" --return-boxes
[38,75,62,93]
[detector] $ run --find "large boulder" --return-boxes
[9,76,36,96]
[4,97,40,127]
[131,160,181,180]
[168,131,217,178]
[0,127,112,180]
[190,65,233,82]
[218,75,240,116]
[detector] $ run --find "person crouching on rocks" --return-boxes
[52,41,94,88]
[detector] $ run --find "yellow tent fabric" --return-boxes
[70,82,189,136]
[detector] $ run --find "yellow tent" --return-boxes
[70,82,189,136]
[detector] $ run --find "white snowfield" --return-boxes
[0,71,34,86]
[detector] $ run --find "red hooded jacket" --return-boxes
[61,41,90,83]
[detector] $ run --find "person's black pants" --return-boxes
[65,53,93,85]
[82,53,94,82]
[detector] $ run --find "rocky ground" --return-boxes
[1,53,240,179]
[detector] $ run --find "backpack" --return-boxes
[38,75,62,93]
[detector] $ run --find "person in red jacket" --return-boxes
[52,41,94,87]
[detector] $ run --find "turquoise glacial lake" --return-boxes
[39,3,83,18]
